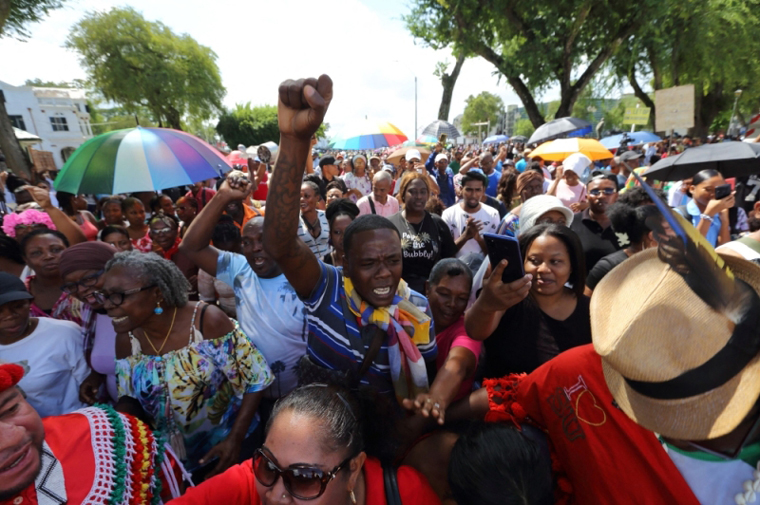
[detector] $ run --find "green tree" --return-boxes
[461,92,504,138]
[0,0,62,38]
[434,52,466,121]
[612,0,760,135]
[217,103,328,148]
[66,7,225,131]
[405,0,654,128]
[514,119,535,138]
[0,0,67,179]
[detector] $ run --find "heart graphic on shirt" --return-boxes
[574,389,607,427]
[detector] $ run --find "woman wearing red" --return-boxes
[170,384,440,505]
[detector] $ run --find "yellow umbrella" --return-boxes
[529,138,613,161]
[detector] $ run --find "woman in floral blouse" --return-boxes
[104,251,272,479]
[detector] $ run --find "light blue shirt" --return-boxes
[679,199,722,247]
[216,251,308,398]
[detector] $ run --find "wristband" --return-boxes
[699,213,714,223]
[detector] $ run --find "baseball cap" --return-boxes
[0,272,33,307]
[319,155,337,168]
[405,149,422,162]
[435,153,449,163]
[620,151,642,162]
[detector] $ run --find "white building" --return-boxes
[0,80,93,169]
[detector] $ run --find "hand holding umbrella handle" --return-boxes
[21,185,52,210]
[218,170,253,202]
[277,75,333,143]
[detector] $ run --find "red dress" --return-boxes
[169,456,441,504]
[484,344,700,505]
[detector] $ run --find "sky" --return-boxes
[0,0,555,141]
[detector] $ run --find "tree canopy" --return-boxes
[0,0,63,38]
[612,0,760,136]
[405,0,655,128]
[461,92,504,137]
[66,7,225,131]
[216,103,328,148]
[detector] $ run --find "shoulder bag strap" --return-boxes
[368,197,377,215]
[382,461,402,505]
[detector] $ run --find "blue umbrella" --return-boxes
[600,131,661,149]
[483,134,509,144]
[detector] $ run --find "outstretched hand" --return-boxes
[402,394,448,425]
[278,75,333,142]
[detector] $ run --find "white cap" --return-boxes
[564,153,592,176]
[519,195,574,235]
[435,153,449,163]
[405,149,422,162]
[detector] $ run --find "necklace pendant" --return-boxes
[155,356,162,362]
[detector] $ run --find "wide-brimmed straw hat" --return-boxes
[592,248,760,440]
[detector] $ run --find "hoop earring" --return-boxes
[154,300,164,315]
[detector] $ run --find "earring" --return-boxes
[154,300,164,315]
[350,490,357,504]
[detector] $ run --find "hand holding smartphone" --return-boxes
[484,233,525,284]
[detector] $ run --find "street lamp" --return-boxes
[730,89,743,137]
[393,60,417,139]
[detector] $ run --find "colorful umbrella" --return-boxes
[529,138,613,161]
[54,127,232,194]
[329,121,408,150]
[483,134,509,144]
[600,131,661,149]
[421,120,461,140]
[416,135,439,146]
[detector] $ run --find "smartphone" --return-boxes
[484,233,525,284]
[715,184,732,200]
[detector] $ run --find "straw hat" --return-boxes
[592,248,760,440]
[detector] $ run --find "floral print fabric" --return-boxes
[115,322,273,469]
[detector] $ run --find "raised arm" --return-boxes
[263,75,333,298]
[179,171,252,276]
[22,185,87,245]
[464,260,532,340]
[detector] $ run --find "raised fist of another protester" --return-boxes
[277,75,333,142]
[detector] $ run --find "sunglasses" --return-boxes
[253,448,354,500]
[589,188,617,196]
[61,269,104,294]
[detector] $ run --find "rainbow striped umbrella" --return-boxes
[415,135,439,146]
[329,120,407,150]
[54,127,232,194]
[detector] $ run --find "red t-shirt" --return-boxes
[434,317,481,402]
[169,456,441,504]
[485,344,700,504]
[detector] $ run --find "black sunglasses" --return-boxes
[94,284,156,306]
[61,269,104,294]
[589,188,617,196]
[253,448,354,500]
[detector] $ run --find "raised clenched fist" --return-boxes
[277,75,333,142]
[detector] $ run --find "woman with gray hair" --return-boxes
[102,251,273,480]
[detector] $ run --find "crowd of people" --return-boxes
[1,74,760,505]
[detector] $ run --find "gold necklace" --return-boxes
[144,307,178,355]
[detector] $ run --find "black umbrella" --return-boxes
[644,142,760,181]
[421,120,461,141]
[527,117,593,145]
[511,135,528,143]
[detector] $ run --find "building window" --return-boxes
[9,115,26,131]
[50,116,69,132]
